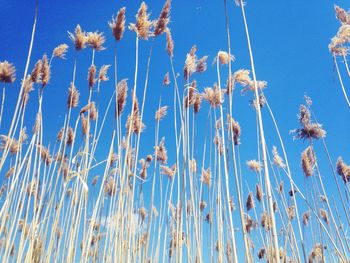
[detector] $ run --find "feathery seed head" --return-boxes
[98,65,110,82]
[68,25,86,51]
[53,44,69,59]
[154,0,171,36]
[67,82,79,108]
[0,61,16,83]
[86,31,106,51]
[109,7,126,41]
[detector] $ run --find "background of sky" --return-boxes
[1,0,350,260]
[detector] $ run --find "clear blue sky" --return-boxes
[1,0,350,259]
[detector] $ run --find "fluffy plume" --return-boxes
[215,51,235,65]
[201,168,211,187]
[335,6,350,25]
[109,7,126,41]
[116,79,128,117]
[233,69,251,87]
[41,54,50,87]
[53,44,69,59]
[154,137,168,164]
[130,2,152,40]
[272,146,286,168]
[0,61,16,83]
[166,29,174,57]
[256,184,263,202]
[98,65,110,82]
[86,31,106,51]
[184,46,197,79]
[22,75,34,106]
[67,83,79,108]
[160,164,176,179]
[246,192,254,211]
[163,72,170,86]
[68,25,86,50]
[246,160,262,172]
[155,106,168,121]
[88,64,97,88]
[126,92,145,134]
[301,146,315,177]
[67,127,74,146]
[302,211,310,226]
[336,157,350,183]
[319,208,329,224]
[202,83,225,108]
[292,105,326,140]
[227,115,241,145]
[154,0,171,36]
[31,60,42,83]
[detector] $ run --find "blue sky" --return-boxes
[1,0,350,260]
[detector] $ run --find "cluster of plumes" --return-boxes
[160,163,176,179]
[329,6,350,55]
[116,79,128,117]
[109,7,126,41]
[272,146,286,168]
[154,137,168,164]
[0,61,16,83]
[228,68,267,96]
[202,83,225,108]
[246,159,262,173]
[52,44,69,59]
[201,167,211,187]
[30,54,50,88]
[227,114,241,145]
[155,105,168,121]
[292,105,326,140]
[139,155,153,180]
[336,157,350,183]
[68,25,105,51]
[87,64,110,92]
[126,91,145,134]
[319,208,330,225]
[67,83,80,109]
[183,46,208,80]
[301,146,315,177]
[184,80,201,113]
